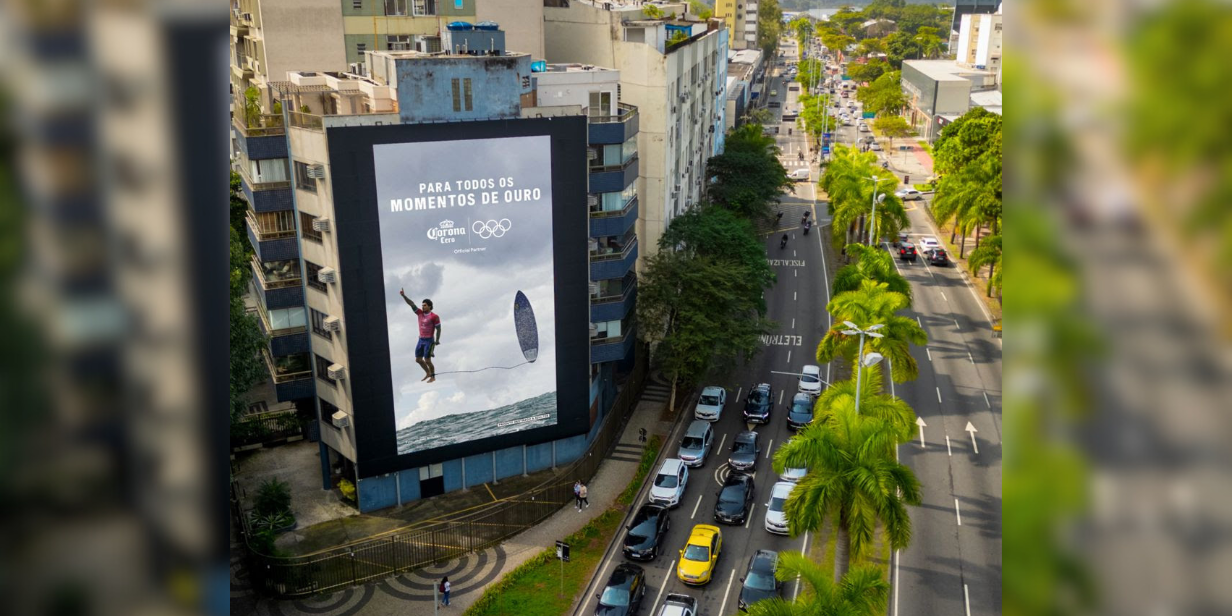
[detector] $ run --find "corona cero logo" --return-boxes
[472,219,512,239]
[427,219,466,244]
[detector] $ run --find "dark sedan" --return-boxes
[738,550,782,611]
[727,430,760,472]
[623,503,671,561]
[925,248,951,266]
[713,473,756,525]
[786,393,814,431]
[898,241,918,262]
[743,383,773,424]
[596,563,646,616]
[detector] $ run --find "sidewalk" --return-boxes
[231,384,677,616]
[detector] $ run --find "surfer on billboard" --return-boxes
[400,289,442,383]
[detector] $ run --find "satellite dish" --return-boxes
[513,291,539,363]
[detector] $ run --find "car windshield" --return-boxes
[699,394,720,406]
[655,473,678,489]
[791,405,812,417]
[769,496,788,512]
[681,437,703,450]
[600,586,631,607]
[733,439,755,453]
[684,544,710,561]
[749,390,767,403]
[745,568,776,591]
[629,517,656,537]
[801,373,819,383]
[719,485,744,503]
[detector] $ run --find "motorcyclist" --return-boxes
[780,234,789,249]
[804,219,812,235]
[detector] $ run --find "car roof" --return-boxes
[753,382,771,391]
[802,364,820,375]
[750,550,778,572]
[901,241,915,247]
[660,458,684,473]
[701,386,724,395]
[612,562,644,579]
[684,420,710,436]
[735,430,758,443]
[689,524,720,542]
[771,481,795,497]
[723,472,753,487]
[792,392,812,403]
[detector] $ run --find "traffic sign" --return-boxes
[822,132,832,139]
[556,541,570,562]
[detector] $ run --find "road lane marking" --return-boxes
[940,291,947,301]
[936,387,942,404]
[766,440,773,459]
[652,560,674,609]
[794,269,797,277]
[968,351,975,364]
[964,584,972,616]
[794,291,797,301]
[690,494,704,519]
[793,250,797,257]
[954,499,962,526]
[718,570,738,616]
[745,503,756,528]
[581,560,614,614]
[893,549,900,616]
[925,347,932,362]
[794,531,811,600]
[791,318,795,329]
[916,316,922,327]
[778,390,784,405]
[735,387,743,401]
[718,433,727,451]
[983,392,990,408]
[954,318,961,329]
[946,435,952,456]
[786,350,792,364]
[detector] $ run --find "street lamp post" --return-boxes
[864,175,887,245]
[840,321,884,415]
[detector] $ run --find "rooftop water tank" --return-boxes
[447,21,474,31]
[474,21,500,31]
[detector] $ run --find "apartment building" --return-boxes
[230,0,348,110]
[956,11,1003,74]
[714,0,758,51]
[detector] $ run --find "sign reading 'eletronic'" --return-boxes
[372,136,558,456]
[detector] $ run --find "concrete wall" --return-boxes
[395,55,533,123]
[258,0,348,82]
[936,79,972,116]
[477,0,546,59]
[534,68,621,115]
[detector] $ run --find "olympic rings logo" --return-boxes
[472,219,512,239]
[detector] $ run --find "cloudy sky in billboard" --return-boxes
[372,136,557,454]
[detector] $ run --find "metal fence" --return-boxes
[232,410,304,450]
[239,348,648,597]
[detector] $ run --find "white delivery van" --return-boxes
[789,168,810,181]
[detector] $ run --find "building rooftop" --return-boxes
[969,88,1003,115]
[904,59,993,82]
[542,63,618,73]
[728,49,762,65]
[369,49,530,60]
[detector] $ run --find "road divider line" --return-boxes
[954,318,961,329]
[778,390,784,405]
[652,561,674,610]
[936,387,942,404]
[926,347,932,362]
[946,435,952,456]
[766,439,773,459]
[964,583,972,616]
[955,498,962,526]
[690,494,703,519]
[983,392,990,408]
[791,318,795,329]
[940,291,947,301]
[968,351,975,364]
[893,548,900,616]
[787,350,792,364]
[794,531,811,601]
[718,433,727,451]
[745,503,756,528]
[718,570,738,616]
[736,387,743,401]
[916,316,922,327]
[794,291,797,301]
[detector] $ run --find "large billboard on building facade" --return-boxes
[328,117,589,477]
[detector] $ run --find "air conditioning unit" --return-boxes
[587,195,599,207]
[589,282,599,296]
[587,149,598,160]
[318,267,337,284]
[312,217,332,233]
[327,363,347,380]
[330,410,350,429]
[306,164,326,178]
[323,315,341,332]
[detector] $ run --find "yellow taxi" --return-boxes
[676,524,722,585]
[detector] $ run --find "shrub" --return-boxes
[254,478,292,518]
[338,478,357,502]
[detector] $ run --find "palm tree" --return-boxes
[813,362,916,442]
[744,557,889,616]
[967,233,1002,298]
[823,148,902,251]
[773,407,921,581]
[726,122,781,158]
[831,243,912,305]
[931,164,1000,258]
[817,279,928,382]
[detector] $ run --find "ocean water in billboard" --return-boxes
[372,135,557,456]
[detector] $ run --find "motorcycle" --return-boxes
[803,220,812,235]
[780,234,789,249]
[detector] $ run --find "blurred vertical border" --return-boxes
[0,1,229,615]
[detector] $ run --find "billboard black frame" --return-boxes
[325,116,590,478]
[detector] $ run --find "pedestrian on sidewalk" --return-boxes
[574,481,583,510]
[579,483,590,509]
[439,577,451,607]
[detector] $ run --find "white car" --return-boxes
[694,386,727,421]
[859,124,870,133]
[780,467,808,483]
[649,458,689,508]
[870,142,882,151]
[919,236,941,252]
[797,364,822,397]
[895,188,922,201]
[789,168,811,181]
[764,481,794,535]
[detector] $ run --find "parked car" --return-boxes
[728,430,761,472]
[713,472,756,525]
[780,466,808,482]
[925,248,951,267]
[895,188,922,201]
[743,383,773,424]
[623,503,672,561]
[738,550,782,611]
[786,393,814,431]
[655,594,697,616]
[596,563,647,616]
[764,482,793,535]
[694,386,727,421]
[677,525,723,585]
[797,364,822,397]
[898,241,918,262]
[649,458,689,508]
[678,420,714,468]
[919,236,941,252]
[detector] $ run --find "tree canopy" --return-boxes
[706,146,792,221]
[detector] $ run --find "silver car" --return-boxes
[678,420,714,468]
[694,386,727,421]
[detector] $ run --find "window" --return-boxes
[301,212,322,243]
[320,398,341,424]
[268,306,307,330]
[463,78,472,111]
[352,0,363,8]
[384,0,408,15]
[419,463,444,480]
[294,161,316,192]
[305,260,327,292]
[357,42,367,56]
[588,91,612,117]
[415,35,442,53]
[451,78,473,112]
[387,34,411,51]
[315,354,337,386]
[253,210,296,238]
[412,0,436,15]
[622,135,638,163]
[591,183,637,215]
[451,78,461,112]
[311,308,332,339]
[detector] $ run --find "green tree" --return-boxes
[846,58,888,83]
[687,0,712,19]
[832,243,912,304]
[932,107,1004,177]
[725,122,780,157]
[230,226,267,421]
[931,160,1000,257]
[882,31,923,68]
[243,86,261,128]
[745,557,890,616]
[706,150,793,221]
[872,115,913,146]
[817,279,928,382]
[856,37,887,59]
[757,0,783,56]
[773,406,921,580]
[745,107,776,126]
[812,362,917,442]
[857,71,906,117]
[913,26,945,59]
[822,146,905,249]
[637,206,775,408]
[968,233,1002,297]
[642,4,664,18]
[788,16,813,42]
[230,170,249,238]
[829,9,865,36]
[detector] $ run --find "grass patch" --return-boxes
[464,435,663,616]
[913,183,933,192]
[917,140,931,154]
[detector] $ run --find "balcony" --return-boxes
[239,166,294,213]
[262,349,316,402]
[590,323,637,364]
[590,234,638,281]
[588,103,639,144]
[588,154,639,194]
[590,273,636,323]
[251,257,305,310]
[246,212,299,262]
[589,195,637,238]
[233,115,288,160]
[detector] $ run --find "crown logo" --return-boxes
[439,219,455,229]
